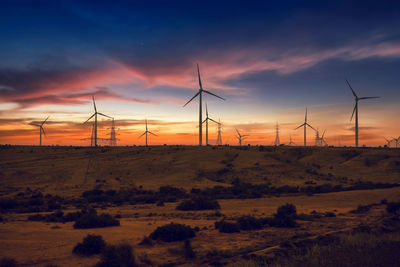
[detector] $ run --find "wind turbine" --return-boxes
[346,79,380,147]
[31,116,49,146]
[202,103,220,145]
[384,137,392,147]
[294,108,316,146]
[83,96,113,147]
[183,64,225,145]
[139,119,157,146]
[235,128,248,146]
[391,136,399,148]
[321,130,327,146]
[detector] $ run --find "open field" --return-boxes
[0,145,400,266]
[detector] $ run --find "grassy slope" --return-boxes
[0,146,399,197]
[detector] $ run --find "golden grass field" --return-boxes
[0,145,400,266]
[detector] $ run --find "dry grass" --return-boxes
[0,145,399,266]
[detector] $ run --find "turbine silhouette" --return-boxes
[139,119,157,146]
[83,96,113,147]
[294,108,315,146]
[31,116,49,146]
[202,103,220,145]
[346,79,380,147]
[183,64,225,145]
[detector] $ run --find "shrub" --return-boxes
[276,203,297,218]
[73,213,120,229]
[214,220,240,233]
[176,197,220,211]
[269,215,297,228]
[387,202,400,215]
[0,257,17,267]
[269,203,298,228]
[95,244,137,267]
[73,234,106,256]
[237,215,264,230]
[149,223,195,242]
[351,204,371,214]
[138,236,153,246]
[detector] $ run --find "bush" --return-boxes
[237,215,264,230]
[73,213,120,229]
[214,220,240,233]
[176,197,220,211]
[351,204,372,214]
[95,244,137,267]
[73,234,106,256]
[268,203,298,228]
[138,236,153,246]
[149,223,195,242]
[0,257,17,267]
[276,203,297,218]
[387,202,400,215]
[269,215,297,228]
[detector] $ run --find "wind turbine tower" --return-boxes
[346,79,380,147]
[31,116,49,146]
[202,103,220,145]
[274,122,280,146]
[216,119,222,146]
[183,64,225,146]
[295,108,316,146]
[83,96,113,147]
[139,119,157,146]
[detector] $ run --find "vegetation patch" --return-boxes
[95,244,137,267]
[73,213,120,229]
[149,223,196,242]
[73,234,106,256]
[176,196,220,211]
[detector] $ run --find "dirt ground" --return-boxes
[0,145,399,266]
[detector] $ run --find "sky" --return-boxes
[0,0,399,146]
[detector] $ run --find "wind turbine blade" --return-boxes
[294,123,305,130]
[41,116,49,126]
[41,126,46,137]
[31,123,40,127]
[202,118,207,124]
[209,118,219,124]
[149,131,158,136]
[92,96,97,112]
[206,102,208,117]
[197,63,203,90]
[183,91,200,107]
[358,96,380,100]
[203,90,225,101]
[305,108,307,122]
[346,79,358,98]
[83,113,95,124]
[306,123,316,131]
[350,104,356,122]
[139,132,146,138]
[321,130,326,139]
[97,112,113,119]
[235,128,240,136]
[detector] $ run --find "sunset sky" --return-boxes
[0,0,399,146]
